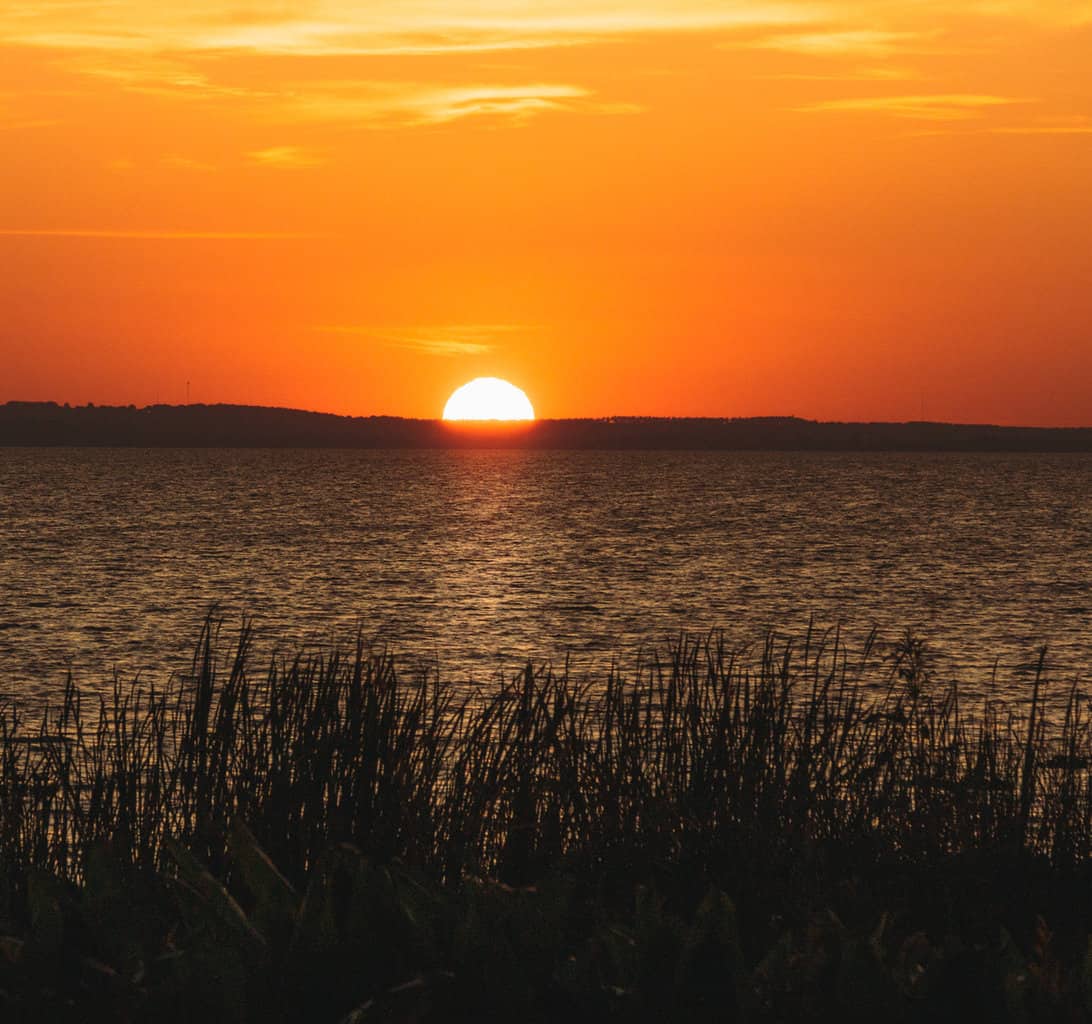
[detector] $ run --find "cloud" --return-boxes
[249,145,324,167]
[3,2,822,57]
[958,1,1092,27]
[315,324,533,357]
[6,1,1089,143]
[751,29,923,57]
[60,54,271,99]
[913,114,1092,136]
[757,66,915,81]
[52,50,622,128]
[162,154,216,171]
[280,82,620,127]
[985,116,1092,135]
[6,0,1091,66]
[798,93,1023,120]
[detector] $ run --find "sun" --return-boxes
[442,377,535,421]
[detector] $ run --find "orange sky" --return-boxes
[2,1,1091,424]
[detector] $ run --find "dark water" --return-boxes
[1,447,1090,704]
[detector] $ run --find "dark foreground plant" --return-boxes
[0,621,1091,1021]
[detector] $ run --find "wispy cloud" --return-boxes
[960,2,1092,27]
[752,29,922,57]
[758,66,915,81]
[55,50,622,128]
[986,116,1092,135]
[799,93,1023,120]
[315,324,532,357]
[4,2,822,57]
[913,114,1092,137]
[249,145,325,167]
[280,82,623,126]
[46,40,631,127]
[162,154,216,171]
[60,53,272,99]
[6,0,1091,66]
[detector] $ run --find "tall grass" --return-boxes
[6,622,1092,1019]
[1,619,1088,896]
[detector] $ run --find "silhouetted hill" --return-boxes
[2,402,1091,451]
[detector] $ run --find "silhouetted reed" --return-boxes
[0,619,1087,892]
[4,621,1092,1020]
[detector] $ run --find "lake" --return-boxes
[1,447,1090,706]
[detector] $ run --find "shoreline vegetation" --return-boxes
[2,625,1092,1019]
[4,400,1092,450]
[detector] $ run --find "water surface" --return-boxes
[1,448,1089,704]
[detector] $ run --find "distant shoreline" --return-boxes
[3,400,1092,451]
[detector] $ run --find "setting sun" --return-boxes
[442,377,535,421]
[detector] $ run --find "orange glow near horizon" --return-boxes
[1,2,1091,425]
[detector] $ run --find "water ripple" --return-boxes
[0,448,1089,704]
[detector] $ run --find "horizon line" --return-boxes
[2,399,1090,432]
